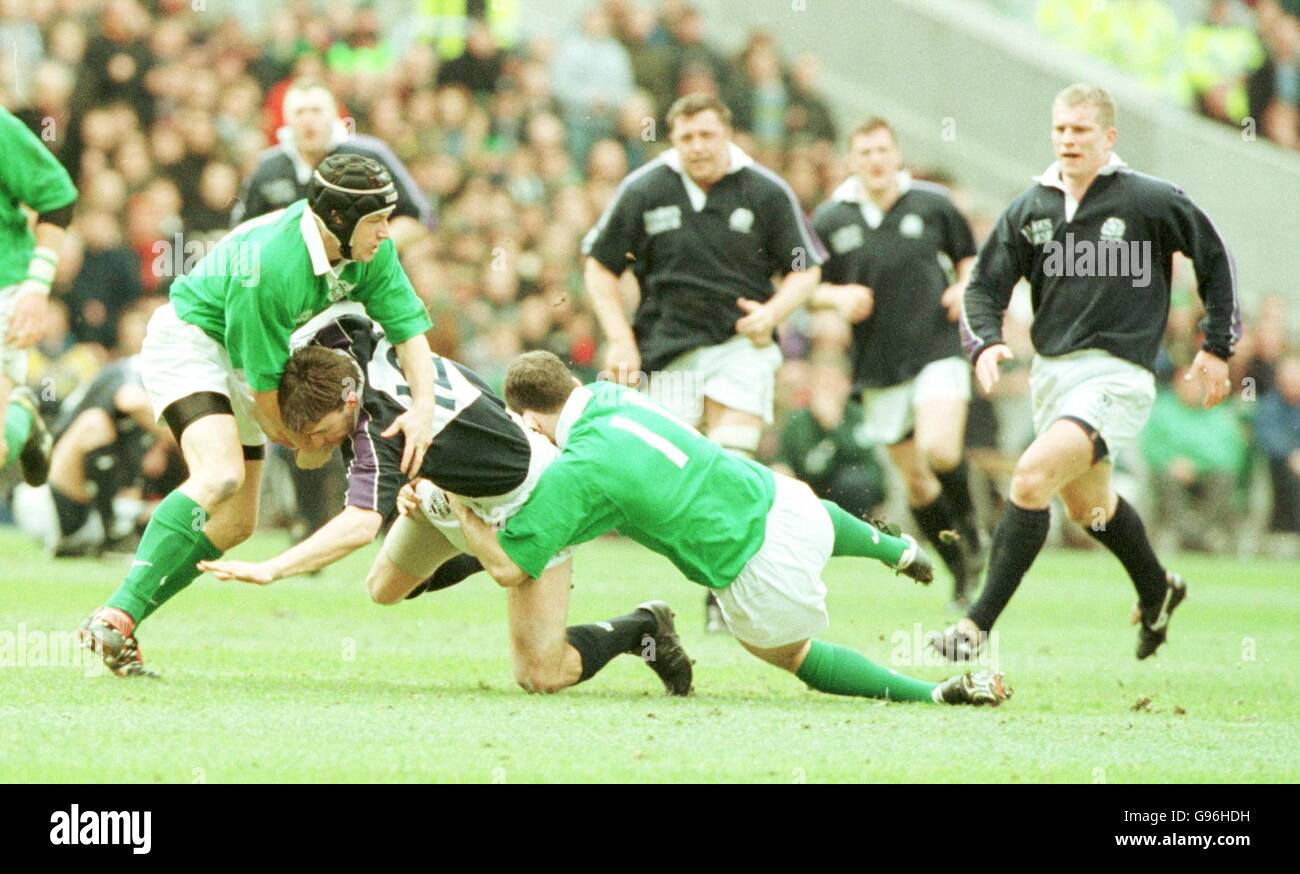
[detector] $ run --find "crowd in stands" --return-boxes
[0,0,1294,550]
[1034,0,1300,149]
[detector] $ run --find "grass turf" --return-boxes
[0,528,1295,783]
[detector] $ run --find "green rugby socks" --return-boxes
[105,491,222,624]
[821,500,908,565]
[3,397,33,468]
[796,639,937,703]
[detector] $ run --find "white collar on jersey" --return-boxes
[555,384,593,449]
[1033,152,1126,222]
[661,142,754,212]
[830,171,914,229]
[299,203,351,277]
[276,118,353,185]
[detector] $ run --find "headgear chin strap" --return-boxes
[307,154,399,258]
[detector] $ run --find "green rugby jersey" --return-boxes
[499,381,776,587]
[0,108,78,288]
[169,199,432,392]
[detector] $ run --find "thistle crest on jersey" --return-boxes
[1100,217,1126,242]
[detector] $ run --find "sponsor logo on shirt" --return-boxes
[728,207,755,234]
[1020,218,1055,246]
[899,213,924,238]
[327,276,356,302]
[830,224,864,255]
[262,178,298,206]
[643,205,682,236]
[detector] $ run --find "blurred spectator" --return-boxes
[1246,0,1300,148]
[1254,354,1300,533]
[550,6,635,164]
[1141,365,1250,552]
[1184,0,1267,125]
[773,356,886,520]
[67,210,143,349]
[436,18,506,96]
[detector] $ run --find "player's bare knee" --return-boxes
[1009,465,1054,508]
[68,409,115,449]
[365,570,404,605]
[193,466,245,506]
[920,443,962,476]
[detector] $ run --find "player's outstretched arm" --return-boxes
[200,506,383,584]
[448,496,530,588]
[384,333,436,476]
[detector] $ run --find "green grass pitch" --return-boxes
[1,528,1295,783]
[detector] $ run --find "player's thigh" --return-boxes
[738,638,811,675]
[507,559,573,663]
[49,409,117,494]
[1057,460,1117,527]
[1010,418,1097,507]
[913,394,968,471]
[370,512,459,604]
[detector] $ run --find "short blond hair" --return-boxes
[1053,83,1116,129]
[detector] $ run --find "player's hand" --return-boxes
[397,479,427,517]
[735,298,777,346]
[1184,349,1231,409]
[940,280,966,323]
[199,559,275,585]
[0,434,7,465]
[6,291,48,348]
[602,336,642,387]
[974,344,1015,394]
[383,401,434,477]
[836,284,874,322]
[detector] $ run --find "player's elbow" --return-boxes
[491,565,530,589]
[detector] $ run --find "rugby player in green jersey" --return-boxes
[0,107,77,489]
[78,154,438,677]
[449,351,1010,706]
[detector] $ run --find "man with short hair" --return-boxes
[0,106,78,490]
[452,350,1011,708]
[811,117,983,608]
[200,306,694,697]
[936,83,1240,661]
[77,154,439,678]
[583,92,827,630]
[233,79,433,249]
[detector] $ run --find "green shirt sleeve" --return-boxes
[0,111,77,213]
[226,279,298,392]
[498,459,614,580]
[353,240,432,345]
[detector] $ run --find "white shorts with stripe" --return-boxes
[1029,349,1155,463]
[140,302,265,447]
[647,334,784,426]
[714,473,836,649]
[858,356,970,446]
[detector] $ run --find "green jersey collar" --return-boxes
[555,385,594,449]
[299,202,334,276]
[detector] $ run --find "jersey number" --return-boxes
[609,416,688,469]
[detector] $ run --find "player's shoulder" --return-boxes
[738,160,799,201]
[811,196,853,228]
[613,154,675,199]
[904,178,960,210]
[1112,167,1187,201]
[249,144,294,175]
